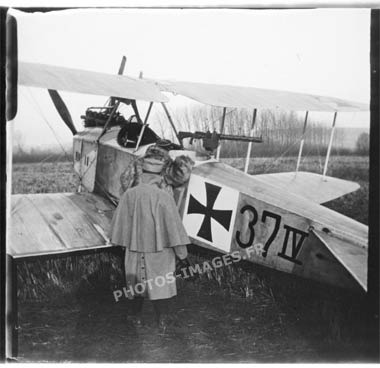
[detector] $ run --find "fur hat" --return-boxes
[144,145,170,162]
[142,144,172,173]
[163,155,194,187]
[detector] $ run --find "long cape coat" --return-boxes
[110,174,189,300]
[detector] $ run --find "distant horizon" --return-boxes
[12,125,369,153]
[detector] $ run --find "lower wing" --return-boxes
[9,192,115,258]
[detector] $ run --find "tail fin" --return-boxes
[311,228,367,291]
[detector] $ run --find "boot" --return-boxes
[153,299,169,331]
[127,296,144,327]
[157,314,169,331]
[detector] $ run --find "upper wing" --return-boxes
[155,79,368,112]
[253,171,360,204]
[19,61,169,103]
[9,192,115,258]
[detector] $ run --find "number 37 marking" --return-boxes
[235,205,308,265]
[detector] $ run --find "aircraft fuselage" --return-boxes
[72,127,367,292]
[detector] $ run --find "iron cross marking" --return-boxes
[187,182,233,242]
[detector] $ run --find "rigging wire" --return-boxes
[22,89,107,200]
[39,150,65,165]
[311,122,323,172]
[20,88,118,208]
[301,140,315,173]
[23,88,72,162]
[210,107,237,128]
[263,138,301,174]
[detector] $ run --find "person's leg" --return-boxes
[152,298,170,329]
[132,296,144,315]
[127,296,144,326]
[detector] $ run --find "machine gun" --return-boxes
[178,130,263,152]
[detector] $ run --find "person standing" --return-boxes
[110,144,193,329]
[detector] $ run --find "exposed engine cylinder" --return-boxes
[81,107,128,128]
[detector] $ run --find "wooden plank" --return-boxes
[63,192,114,239]
[27,194,96,249]
[11,244,113,259]
[10,195,67,256]
[65,192,115,235]
[10,211,52,256]
[9,193,115,258]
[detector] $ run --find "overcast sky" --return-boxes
[11,7,371,150]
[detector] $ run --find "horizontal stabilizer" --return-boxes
[311,229,367,291]
[253,171,360,204]
[9,192,115,258]
[19,61,168,103]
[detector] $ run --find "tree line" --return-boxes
[12,105,369,163]
[155,105,368,158]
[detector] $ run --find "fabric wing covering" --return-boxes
[253,171,360,204]
[19,62,169,103]
[155,80,368,112]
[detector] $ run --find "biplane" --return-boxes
[7,53,368,358]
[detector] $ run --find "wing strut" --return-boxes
[134,101,154,151]
[295,111,309,174]
[109,55,127,106]
[161,103,183,148]
[216,107,227,160]
[97,102,120,143]
[98,56,126,142]
[322,111,338,180]
[244,108,258,173]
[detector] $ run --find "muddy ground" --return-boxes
[16,258,375,363]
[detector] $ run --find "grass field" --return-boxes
[12,155,369,224]
[12,161,79,194]
[11,155,374,362]
[224,155,369,225]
